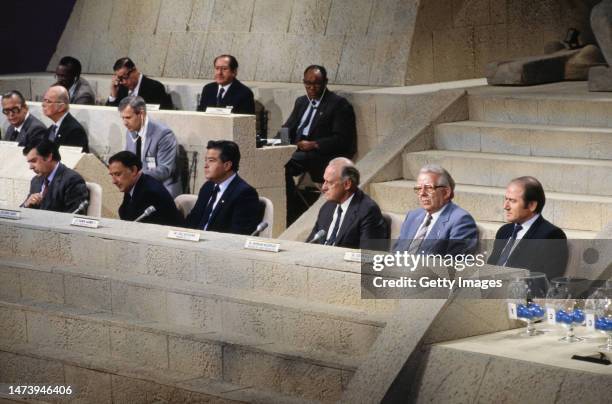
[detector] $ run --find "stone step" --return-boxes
[468,92,612,127]
[0,296,356,403]
[435,121,612,160]
[0,262,384,359]
[370,180,612,232]
[402,150,612,197]
[0,344,318,404]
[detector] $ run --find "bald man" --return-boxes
[42,85,89,153]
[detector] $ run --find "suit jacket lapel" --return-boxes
[208,176,239,226]
[426,203,453,240]
[335,191,361,243]
[42,164,65,209]
[307,92,328,134]
[143,121,154,157]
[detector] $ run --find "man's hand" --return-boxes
[110,74,120,97]
[24,193,43,208]
[297,140,318,152]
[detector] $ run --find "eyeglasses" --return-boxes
[413,184,446,194]
[117,68,135,82]
[303,80,325,87]
[42,99,64,105]
[2,106,21,115]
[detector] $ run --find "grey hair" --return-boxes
[118,95,146,114]
[50,85,70,105]
[328,157,359,188]
[419,164,455,191]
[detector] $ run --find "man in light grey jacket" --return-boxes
[117,96,182,197]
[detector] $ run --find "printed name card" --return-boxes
[204,107,233,115]
[167,230,200,242]
[507,303,518,320]
[71,217,99,228]
[547,307,556,324]
[146,104,161,111]
[343,251,375,263]
[0,209,21,220]
[244,238,280,253]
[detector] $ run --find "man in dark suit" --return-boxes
[42,85,89,153]
[106,57,173,110]
[308,158,387,250]
[284,64,357,225]
[2,90,46,147]
[21,139,88,213]
[118,96,182,197]
[108,151,183,227]
[185,140,260,235]
[197,54,255,115]
[393,164,478,256]
[488,176,568,279]
[55,56,96,105]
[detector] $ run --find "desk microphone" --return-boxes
[134,206,156,222]
[250,222,268,237]
[308,230,326,244]
[71,200,89,215]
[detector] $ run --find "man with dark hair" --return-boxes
[2,90,46,147]
[283,64,357,225]
[55,56,96,105]
[308,158,387,250]
[118,96,181,197]
[185,140,260,234]
[42,85,89,153]
[106,57,173,110]
[394,164,478,255]
[488,176,568,279]
[108,150,183,226]
[197,54,255,114]
[21,139,88,213]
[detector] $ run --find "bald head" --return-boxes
[42,85,70,122]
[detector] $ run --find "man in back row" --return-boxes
[197,55,254,115]
[54,56,96,105]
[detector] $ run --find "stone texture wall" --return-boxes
[49,0,599,86]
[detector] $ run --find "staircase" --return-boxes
[371,87,612,240]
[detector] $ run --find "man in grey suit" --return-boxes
[21,139,89,213]
[2,90,47,147]
[55,56,96,105]
[393,164,478,255]
[118,96,182,197]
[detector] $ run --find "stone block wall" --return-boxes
[48,0,599,86]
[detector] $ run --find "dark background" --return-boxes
[0,0,76,74]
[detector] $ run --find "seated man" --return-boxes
[488,176,568,279]
[308,158,387,250]
[55,56,96,105]
[185,140,260,235]
[118,96,181,197]
[21,139,89,213]
[394,164,478,255]
[42,85,89,153]
[284,64,356,225]
[108,151,183,226]
[197,54,255,114]
[2,90,46,147]
[106,57,173,110]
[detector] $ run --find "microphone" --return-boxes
[134,205,156,222]
[308,229,326,244]
[71,200,89,215]
[250,222,269,237]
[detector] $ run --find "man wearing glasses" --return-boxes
[42,85,89,153]
[283,64,356,225]
[1,90,46,147]
[393,164,478,255]
[106,57,173,110]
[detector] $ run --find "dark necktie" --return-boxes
[42,177,50,199]
[407,214,433,254]
[48,125,57,141]
[326,206,343,245]
[201,184,220,229]
[296,101,317,139]
[496,224,523,266]
[216,87,225,106]
[135,136,142,161]
[12,129,19,141]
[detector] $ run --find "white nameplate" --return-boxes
[507,303,517,320]
[71,217,99,228]
[167,230,200,242]
[343,252,375,263]
[546,307,556,325]
[205,107,233,115]
[244,238,280,253]
[146,104,161,111]
[586,313,595,331]
[0,209,21,220]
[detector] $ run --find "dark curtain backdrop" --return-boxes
[0,0,76,74]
